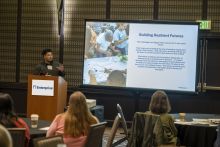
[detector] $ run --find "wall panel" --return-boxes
[64,0,106,87]
[207,0,220,32]
[111,0,153,20]
[0,0,17,82]
[20,0,59,82]
[158,0,202,21]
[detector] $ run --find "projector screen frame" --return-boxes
[81,19,200,93]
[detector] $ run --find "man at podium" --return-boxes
[33,48,65,77]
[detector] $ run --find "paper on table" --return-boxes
[174,121,194,125]
[208,119,220,124]
[192,118,210,125]
[192,118,209,122]
[175,118,220,126]
[39,127,50,131]
[175,121,218,126]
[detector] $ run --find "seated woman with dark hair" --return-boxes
[47,91,99,147]
[0,93,30,147]
[146,90,178,145]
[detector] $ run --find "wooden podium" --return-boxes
[27,75,67,121]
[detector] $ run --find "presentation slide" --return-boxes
[82,20,199,92]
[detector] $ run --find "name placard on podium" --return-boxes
[32,80,54,96]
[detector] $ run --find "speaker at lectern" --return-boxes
[27,74,67,121]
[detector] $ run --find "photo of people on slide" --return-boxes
[83,56,127,87]
[84,22,129,58]
[83,22,129,87]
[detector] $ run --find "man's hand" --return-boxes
[56,64,64,72]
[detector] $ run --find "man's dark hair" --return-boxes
[41,48,52,56]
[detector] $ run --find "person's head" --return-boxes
[85,27,95,58]
[107,70,126,87]
[64,91,97,137]
[149,90,171,114]
[104,30,113,42]
[0,93,16,117]
[85,26,92,46]
[41,48,53,63]
[117,23,127,31]
[0,93,17,127]
[0,125,12,147]
[68,91,89,117]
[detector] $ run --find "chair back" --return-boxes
[84,122,107,147]
[117,104,128,136]
[128,112,163,147]
[33,135,64,147]
[106,114,121,147]
[7,128,26,147]
[214,125,220,147]
[106,104,128,147]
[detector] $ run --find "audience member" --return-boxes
[0,93,30,147]
[0,124,12,147]
[113,23,129,55]
[33,48,65,77]
[46,91,99,147]
[146,90,177,145]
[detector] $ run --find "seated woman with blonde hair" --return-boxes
[47,91,99,147]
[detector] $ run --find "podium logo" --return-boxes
[32,85,53,90]
[32,80,54,96]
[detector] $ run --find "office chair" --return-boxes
[33,135,64,147]
[117,104,129,137]
[84,122,107,147]
[7,128,26,147]
[128,112,164,147]
[106,104,128,147]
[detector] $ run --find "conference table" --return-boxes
[171,113,220,147]
[23,113,220,147]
